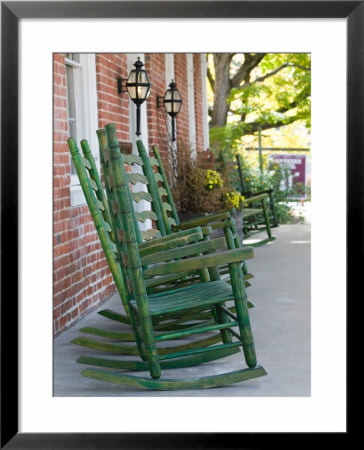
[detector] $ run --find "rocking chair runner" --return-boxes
[72,123,267,389]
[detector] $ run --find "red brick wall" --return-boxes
[96,53,130,141]
[53,53,73,334]
[53,53,130,336]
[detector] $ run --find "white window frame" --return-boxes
[200,53,210,150]
[186,53,197,158]
[65,53,99,206]
[165,53,174,88]
[164,54,176,144]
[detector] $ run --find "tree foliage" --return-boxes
[207,53,311,151]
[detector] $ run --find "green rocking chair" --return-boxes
[236,153,278,245]
[68,126,254,363]
[67,123,267,390]
[67,139,233,358]
[219,150,277,247]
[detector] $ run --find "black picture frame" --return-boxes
[1,1,357,448]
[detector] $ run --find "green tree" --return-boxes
[207,53,311,149]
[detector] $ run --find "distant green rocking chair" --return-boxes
[67,123,267,390]
[218,150,277,247]
[236,153,279,244]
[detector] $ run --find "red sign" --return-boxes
[269,154,306,198]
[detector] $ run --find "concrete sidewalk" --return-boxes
[53,223,311,397]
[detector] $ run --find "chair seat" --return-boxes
[129,280,234,317]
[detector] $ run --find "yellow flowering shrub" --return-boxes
[204,170,223,190]
[225,190,245,210]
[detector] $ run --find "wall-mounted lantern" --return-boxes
[157,80,182,141]
[117,57,151,136]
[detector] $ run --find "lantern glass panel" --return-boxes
[173,100,182,114]
[127,71,137,84]
[164,90,173,101]
[138,85,150,99]
[173,89,182,101]
[127,85,137,99]
[164,100,173,113]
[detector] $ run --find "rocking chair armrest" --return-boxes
[139,227,203,250]
[141,237,227,266]
[174,211,232,230]
[139,228,204,258]
[143,247,254,277]
[256,188,274,195]
[245,189,273,197]
[243,193,269,205]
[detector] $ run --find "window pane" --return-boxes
[66,66,76,122]
[66,53,80,63]
[68,119,77,140]
[65,62,79,176]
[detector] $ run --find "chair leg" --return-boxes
[268,191,279,227]
[138,313,161,379]
[261,198,272,239]
[215,304,233,344]
[223,221,236,250]
[230,215,249,276]
[229,262,257,368]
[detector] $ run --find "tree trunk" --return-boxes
[209,54,233,128]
